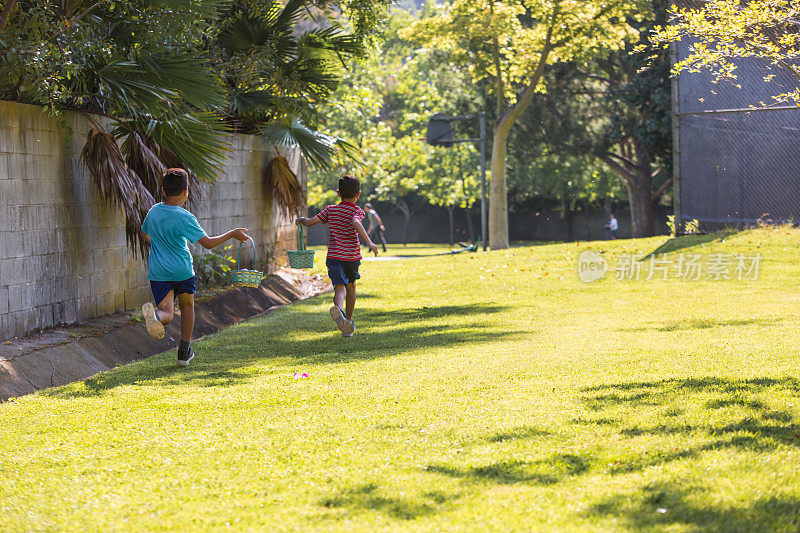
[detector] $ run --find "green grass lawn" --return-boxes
[4,227,800,531]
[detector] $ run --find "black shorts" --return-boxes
[326,258,361,286]
[150,276,196,305]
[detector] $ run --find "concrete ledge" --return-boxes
[0,270,330,401]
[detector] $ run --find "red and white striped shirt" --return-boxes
[316,202,366,261]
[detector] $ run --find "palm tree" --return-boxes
[1,0,378,255]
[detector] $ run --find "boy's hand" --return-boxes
[296,217,305,226]
[379,225,385,231]
[368,242,379,256]
[231,228,249,242]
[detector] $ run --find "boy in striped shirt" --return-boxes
[297,175,378,336]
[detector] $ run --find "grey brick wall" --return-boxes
[0,101,306,340]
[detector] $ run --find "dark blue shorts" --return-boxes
[326,258,360,286]
[150,276,196,305]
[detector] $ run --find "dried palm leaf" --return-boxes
[80,129,154,258]
[123,130,165,196]
[156,143,204,212]
[265,155,304,217]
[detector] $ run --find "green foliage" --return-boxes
[194,244,237,289]
[652,0,800,105]
[0,0,390,253]
[307,9,483,211]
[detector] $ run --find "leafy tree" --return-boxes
[407,0,646,249]
[652,0,800,105]
[0,0,388,254]
[307,8,483,243]
[418,144,481,244]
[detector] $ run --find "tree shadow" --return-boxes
[588,480,800,532]
[44,318,522,400]
[574,377,800,474]
[319,483,455,520]
[618,317,782,333]
[485,425,551,443]
[643,230,739,258]
[281,303,509,332]
[426,453,591,486]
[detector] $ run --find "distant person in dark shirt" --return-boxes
[364,203,387,252]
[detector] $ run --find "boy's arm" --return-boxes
[140,231,151,244]
[374,212,385,230]
[197,228,249,249]
[353,219,378,256]
[296,216,322,227]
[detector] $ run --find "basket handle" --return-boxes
[297,225,306,251]
[237,237,256,270]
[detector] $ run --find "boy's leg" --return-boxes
[333,284,346,310]
[177,292,194,343]
[330,284,353,334]
[142,287,174,339]
[156,291,175,324]
[345,282,356,321]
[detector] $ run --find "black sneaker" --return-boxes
[177,347,194,367]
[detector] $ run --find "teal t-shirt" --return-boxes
[141,203,207,281]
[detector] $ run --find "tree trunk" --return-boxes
[602,139,657,238]
[447,206,455,246]
[397,198,411,246]
[626,179,655,238]
[489,125,510,249]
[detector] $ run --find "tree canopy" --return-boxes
[0,0,389,254]
[406,0,648,248]
[652,0,800,105]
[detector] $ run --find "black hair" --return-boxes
[338,175,360,199]
[162,168,189,196]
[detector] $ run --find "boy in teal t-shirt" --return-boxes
[140,168,248,366]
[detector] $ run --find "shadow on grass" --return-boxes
[320,483,454,520]
[618,317,782,333]
[643,230,739,258]
[486,426,551,443]
[44,309,519,400]
[588,480,800,532]
[282,303,509,332]
[427,453,590,486]
[576,377,800,468]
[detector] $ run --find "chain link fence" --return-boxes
[674,1,800,228]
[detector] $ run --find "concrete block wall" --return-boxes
[0,101,305,340]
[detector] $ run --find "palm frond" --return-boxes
[275,0,308,33]
[150,0,231,17]
[137,52,227,111]
[122,129,165,195]
[80,129,154,257]
[229,88,276,116]
[261,118,336,170]
[260,118,363,171]
[265,155,304,217]
[219,14,275,51]
[143,112,231,182]
[300,28,364,56]
[94,59,180,117]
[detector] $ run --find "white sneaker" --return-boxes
[329,306,354,335]
[142,302,165,339]
[342,321,355,338]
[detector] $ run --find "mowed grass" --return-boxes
[4,227,800,531]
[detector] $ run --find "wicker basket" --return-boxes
[288,225,315,269]
[231,237,264,288]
